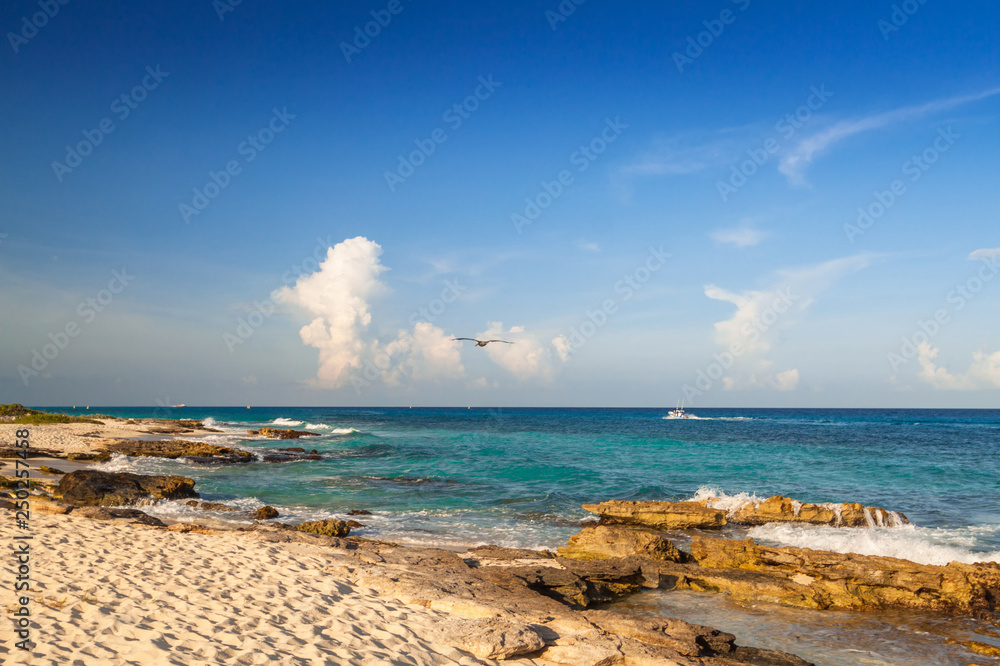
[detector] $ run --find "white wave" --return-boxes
[202,417,217,427]
[662,415,754,421]
[688,486,764,514]
[271,418,303,426]
[748,522,1000,566]
[330,427,360,434]
[92,453,137,472]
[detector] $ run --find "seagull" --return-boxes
[452,338,513,347]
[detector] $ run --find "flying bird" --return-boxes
[453,338,513,347]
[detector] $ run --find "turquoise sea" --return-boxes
[53,406,1000,664]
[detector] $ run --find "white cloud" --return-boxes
[552,335,573,362]
[576,240,601,253]
[779,87,1000,185]
[969,247,1000,261]
[275,237,387,389]
[705,254,875,391]
[242,375,258,385]
[710,226,767,247]
[478,322,565,381]
[276,236,464,390]
[917,342,1000,390]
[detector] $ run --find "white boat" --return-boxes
[664,401,694,419]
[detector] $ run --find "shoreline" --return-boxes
[3,413,1000,664]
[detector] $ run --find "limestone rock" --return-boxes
[582,500,727,529]
[700,494,908,527]
[687,536,1000,617]
[428,617,545,660]
[185,500,238,512]
[297,518,351,537]
[72,506,166,526]
[247,427,320,439]
[253,505,279,520]
[56,470,198,506]
[38,465,65,475]
[98,439,254,464]
[558,525,688,562]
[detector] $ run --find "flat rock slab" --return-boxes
[558,525,688,562]
[429,617,545,660]
[582,500,727,529]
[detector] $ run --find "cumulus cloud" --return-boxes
[276,236,466,390]
[275,237,566,391]
[779,87,1000,185]
[710,226,767,247]
[705,254,876,391]
[274,237,387,388]
[478,322,565,381]
[917,342,1000,390]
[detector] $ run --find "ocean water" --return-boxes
[52,406,1000,664]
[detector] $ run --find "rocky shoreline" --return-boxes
[3,412,999,664]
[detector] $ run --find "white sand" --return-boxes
[0,420,221,456]
[0,513,492,665]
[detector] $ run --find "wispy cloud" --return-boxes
[710,226,767,247]
[705,253,877,390]
[576,240,601,253]
[779,87,1000,185]
[969,247,1000,261]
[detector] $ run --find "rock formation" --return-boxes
[98,439,255,464]
[56,470,198,506]
[558,525,689,562]
[683,536,1000,618]
[297,518,351,537]
[582,500,727,529]
[247,427,320,439]
[698,494,909,527]
[253,505,279,520]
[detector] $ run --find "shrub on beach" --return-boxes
[0,403,101,425]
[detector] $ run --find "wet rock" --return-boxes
[698,494,909,527]
[99,439,254,464]
[39,465,65,475]
[253,505,279,520]
[345,520,365,528]
[558,525,688,562]
[428,617,545,660]
[687,536,1000,617]
[185,500,238,512]
[259,449,323,462]
[347,509,372,516]
[247,427,320,439]
[297,518,351,537]
[582,500,727,529]
[56,470,198,506]
[72,506,166,526]
[67,452,111,462]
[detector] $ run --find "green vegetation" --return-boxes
[0,404,101,425]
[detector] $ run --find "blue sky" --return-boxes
[1,0,998,407]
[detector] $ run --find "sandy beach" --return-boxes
[1,512,489,666]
